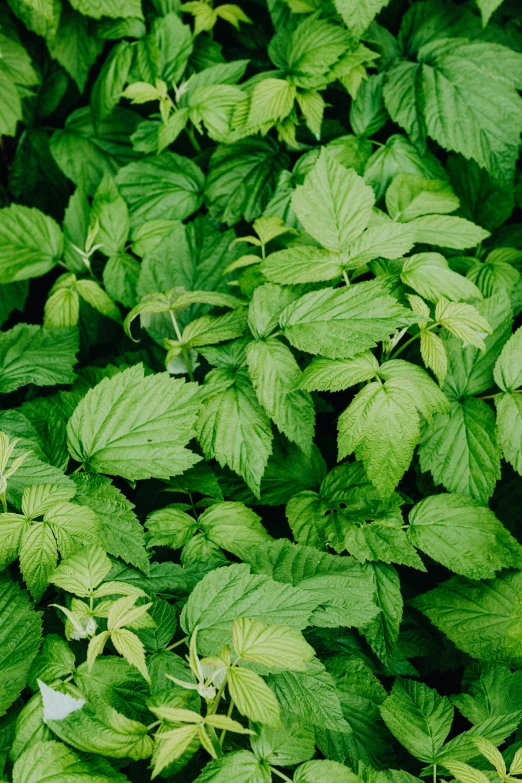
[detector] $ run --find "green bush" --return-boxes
[1,0,522,781]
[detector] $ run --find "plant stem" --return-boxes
[166,636,188,651]
[186,124,202,153]
[207,677,227,716]
[389,333,420,360]
[270,767,294,782]
[342,269,350,286]
[147,720,161,731]
[479,389,522,400]
[219,699,235,744]
[169,310,195,382]
[70,464,84,475]
[0,493,6,513]
[433,763,437,783]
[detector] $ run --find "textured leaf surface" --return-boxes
[67,364,200,480]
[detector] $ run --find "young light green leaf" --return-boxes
[232,617,315,671]
[228,667,281,727]
[67,364,200,481]
[291,149,375,254]
[401,253,482,303]
[299,352,379,392]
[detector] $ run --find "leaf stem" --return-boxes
[389,323,437,360]
[169,310,195,382]
[186,124,202,153]
[389,333,420,360]
[207,676,227,716]
[219,698,235,745]
[478,390,522,400]
[342,269,350,286]
[433,763,437,783]
[166,636,188,651]
[270,767,294,782]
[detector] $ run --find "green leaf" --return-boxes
[345,222,415,269]
[228,667,281,726]
[380,679,453,763]
[232,617,315,671]
[0,205,63,283]
[45,700,153,761]
[12,740,129,783]
[407,215,489,250]
[50,545,111,596]
[280,279,413,360]
[103,253,140,309]
[442,293,512,398]
[248,78,296,127]
[116,152,204,228]
[199,501,270,560]
[90,174,130,258]
[146,506,195,550]
[267,659,348,732]
[433,712,522,765]
[294,759,357,783]
[76,281,120,322]
[250,714,315,765]
[246,538,380,630]
[180,563,320,655]
[28,635,75,689]
[192,750,271,783]
[69,0,143,19]
[291,149,375,255]
[74,657,149,721]
[196,367,273,497]
[495,393,522,476]
[287,462,419,567]
[364,134,446,201]
[6,0,61,38]
[419,397,501,503]
[386,174,460,221]
[363,562,403,668]
[50,107,139,194]
[90,41,134,128]
[401,253,482,303]
[72,473,149,573]
[0,575,42,718]
[19,522,58,602]
[0,324,78,394]
[299,352,379,392]
[263,246,344,285]
[334,0,391,37]
[205,138,290,225]
[407,493,522,579]
[67,364,200,481]
[338,360,448,497]
[384,39,522,179]
[412,570,522,661]
[246,337,315,454]
[494,325,522,392]
[476,0,505,25]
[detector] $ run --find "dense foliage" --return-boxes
[2,0,522,781]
